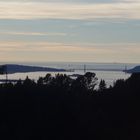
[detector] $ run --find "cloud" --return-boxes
[122,0,140,2]
[0,41,139,62]
[0,31,67,36]
[0,41,139,52]
[0,1,139,20]
[0,0,120,3]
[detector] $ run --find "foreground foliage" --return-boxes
[0,72,140,140]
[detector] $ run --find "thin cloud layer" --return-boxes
[0,0,139,63]
[0,0,123,3]
[0,31,67,36]
[0,41,139,63]
[0,1,139,20]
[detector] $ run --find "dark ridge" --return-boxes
[126,66,140,73]
[0,64,66,74]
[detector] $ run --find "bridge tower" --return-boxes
[124,65,127,74]
[84,64,86,74]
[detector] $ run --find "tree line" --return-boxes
[0,72,140,140]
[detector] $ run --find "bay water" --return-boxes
[0,62,139,87]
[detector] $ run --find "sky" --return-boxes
[0,0,140,63]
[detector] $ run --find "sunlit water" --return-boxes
[0,62,136,87]
[3,70,131,87]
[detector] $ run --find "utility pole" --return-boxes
[5,65,8,84]
[0,65,8,84]
[124,65,127,74]
[84,64,86,74]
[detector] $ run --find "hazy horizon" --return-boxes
[0,0,140,63]
[0,61,139,65]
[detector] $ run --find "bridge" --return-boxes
[66,65,127,73]
[67,68,126,72]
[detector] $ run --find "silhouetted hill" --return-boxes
[126,66,140,73]
[0,64,66,74]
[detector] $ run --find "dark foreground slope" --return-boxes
[0,73,140,140]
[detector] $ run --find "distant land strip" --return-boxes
[74,68,124,72]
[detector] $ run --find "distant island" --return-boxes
[0,64,66,74]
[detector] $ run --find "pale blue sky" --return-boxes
[0,0,139,63]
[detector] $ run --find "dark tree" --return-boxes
[37,77,44,85]
[43,73,52,85]
[72,72,98,93]
[99,79,107,91]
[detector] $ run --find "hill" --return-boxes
[0,64,66,74]
[126,66,140,73]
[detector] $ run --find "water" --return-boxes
[0,62,138,87]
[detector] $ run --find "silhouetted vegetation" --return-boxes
[0,72,140,140]
[99,79,106,91]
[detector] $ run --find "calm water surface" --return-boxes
[0,62,137,86]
